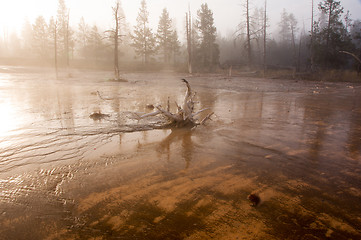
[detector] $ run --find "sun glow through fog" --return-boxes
[0,1,57,34]
[0,0,139,35]
[1,0,361,40]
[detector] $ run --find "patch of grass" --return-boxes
[252,69,361,82]
[314,69,360,82]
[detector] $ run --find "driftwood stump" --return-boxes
[136,79,214,128]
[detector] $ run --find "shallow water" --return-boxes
[0,66,360,239]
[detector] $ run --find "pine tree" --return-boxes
[279,9,291,43]
[22,19,33,55]
[56,0,73,68]
[32,16,49,59]
[156,8,173,63]
[170,30,180,64]
[185,11,193,73]
[48,17,58,77]
[351,20,361,50]
[88,25,104,61]
[319,0,343,50]
[131,0,156,64]
[76,17,90,58]
[278,9,298,68]
[350,20,361,73]
[195,3,219,71]
[313,0,354,68]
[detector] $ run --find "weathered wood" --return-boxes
[138,79,214,128]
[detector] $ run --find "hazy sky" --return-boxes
[1,0,361,39]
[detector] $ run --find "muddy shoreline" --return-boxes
[0,68,361,239]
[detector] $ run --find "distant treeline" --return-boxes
[0,0,360,74]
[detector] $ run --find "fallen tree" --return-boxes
[339,50,361,75]
[135,79,214,128]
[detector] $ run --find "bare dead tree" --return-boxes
[57,0,71,73]
[66,9,70,74]
[186,9,193,74]
[263,0,267,75]
[113,1,121,79]
[310,0,315,71]
[235,1,266,69]
[246,0,252,68]
[297,25,303,72]
[104,0,126,80]
[54,19,58,78]
[288,13,298,77]
[290,18,297,71]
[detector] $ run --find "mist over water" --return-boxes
[1,0,361,238]
[0,67,178,175]
[0,66,360,239]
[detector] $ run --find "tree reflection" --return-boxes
[302,96,333,162]
[347,94,361,160]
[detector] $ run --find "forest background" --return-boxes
[1,0,361,80]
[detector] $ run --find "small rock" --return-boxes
[248,194,261,207]
[146,104,155,110]
[89,112,110,120]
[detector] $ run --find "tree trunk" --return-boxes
[310,0,314,71]
[263,0,267,76]
[66,9,70,75]
[291,25,297,74]
[54,20,58,79]
[325,2,333,68]
[297,32,302,72]
[186,11,192,74]
[246,0,252,68]
[114,2,120,79]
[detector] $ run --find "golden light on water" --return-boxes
[0,101,18,136]
[0,72,20,138]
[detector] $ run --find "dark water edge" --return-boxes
[0,67,360,239]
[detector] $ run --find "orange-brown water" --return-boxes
[0,66,360,239]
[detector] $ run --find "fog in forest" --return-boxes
[1,0,361,76]
[1,1,361,239]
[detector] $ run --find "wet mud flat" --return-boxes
[0,67,361,239]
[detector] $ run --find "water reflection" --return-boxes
[0,69,191,175]
[301,92,361,162]
[158,129,194,169]
[1,69,361,239]
[0,101,19,137]
[302,95,333,162]
[347,92,361,160]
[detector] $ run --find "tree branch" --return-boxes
[339,51,361,64]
